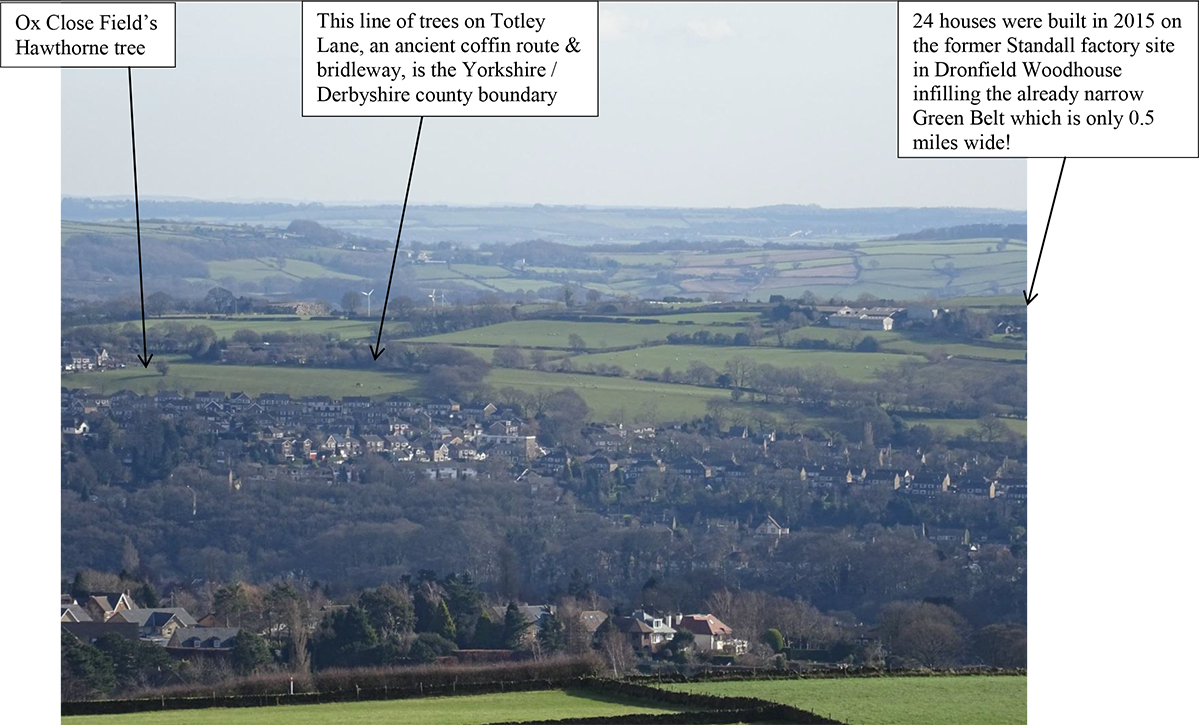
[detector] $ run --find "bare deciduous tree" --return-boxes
[598,627,636,677]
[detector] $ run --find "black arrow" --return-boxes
[127,68,153,368]
[1024,157,1066,306]
[370,117,425,360]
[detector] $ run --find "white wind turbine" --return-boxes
[361,289,374,317]
[428,289,438,307]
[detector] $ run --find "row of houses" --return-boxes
[62,388,543,464]
[261,419,537,466]
[62,348,118,373]
[64,389,485,423]
[800,466,1027,501]
[61,593,240,656]
[62,388,1026,504]
[537,448,1026,503]
[608,609,747,655]
[61,592,743,662]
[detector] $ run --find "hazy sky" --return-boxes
[62,2,1026,209]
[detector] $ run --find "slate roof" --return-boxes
[113,608,198,628]
[167,626,240,649]
[61,604,92,622]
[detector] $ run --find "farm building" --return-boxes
[827,307,896,331]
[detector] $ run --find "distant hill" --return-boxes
[890,224,1027,242]
[62,198,1025,245]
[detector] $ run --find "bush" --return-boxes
[231,630,272,675]
[409,632,457,663]
[116,655,604,701]
[762,629,785,653]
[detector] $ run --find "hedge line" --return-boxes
[63,664,1017,719]
[63,677,580,717]
[630,665,1026,685]
[62,676,845,723]
[63,658,601,716]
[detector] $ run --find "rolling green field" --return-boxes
[487,368,745,423]
[449,263,514,278]
[943,294,1027,309]
[64,216,1028,303]
[61,358,740,424]
[881,339,1026,362]
[408,265,464,281]
[61,220,209,244]
[634,312,760,324]
[209,258,366,283]
[62,361,737,423]
[88,315,1022,365]
[61,360,1024,435]
[912,416,1027,437]
[579,238,1027,301]
[63,689,682,725]
[783,327,903,346]
[410,320,732,350]
[140,317,378,340]
[780,327,1025,363]
[62,358,419,398]
[664,675,1026,725]
[570,346,914,382]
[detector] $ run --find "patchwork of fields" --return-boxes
[64,298,1026,436]
[130,314,1023,364]
[208,258,367,283]
[63,215,1027,304]
[578,238,1028,302]
[487,368,751,423]
[144,317,378,340]
[570,346,914,382]
[408,320,734,350]
[62,362,1026,437]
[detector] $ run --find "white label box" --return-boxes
[301,1,599,117]
[898,1,1198,158]
[0,2,175,68]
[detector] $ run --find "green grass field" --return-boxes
[449,263,514,278]
[480,278,564,293]
[881,339,1026,362]
[63,689,682,725]
[60,360,1023,435]
[63,357,733,425]
[139,317,378,340]
[487,368,745,423]
[208,258,366,283]
[407,265,464,281]
[942,295,1027,309]
[65,361,724,423]
[779,328,1026,363]
[910,416,1027,437]
[569,346,914,382]
[62,220,212,244]
[410,320,732,350]
[62,358,419,398]
[783,328,904,345]
[631,312,760,324]
[663,675,1026,725]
